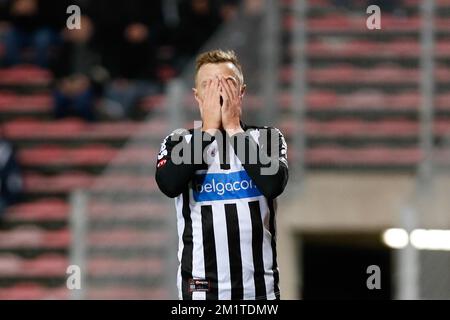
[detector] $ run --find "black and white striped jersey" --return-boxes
[155,123,288,300]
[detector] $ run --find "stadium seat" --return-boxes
[305,15,421,33]
[0,283,69,300]
[88,229,168,248]
[0,93,51,113]
[88,257,164,276]
[306,39,426,58]
[88,201,168,219]
[4,199,68,222]
[281,119,421,138]
[86,287,169,300]
[3,119,168,143]
[307,146,421,165]
[24,172,93,194]
[0,228,70,249]
[0,65,52,86]
[0,254,67,277]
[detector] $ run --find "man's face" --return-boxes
[194,62,245,104]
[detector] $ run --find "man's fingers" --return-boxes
[228,78,239,98]
[203,77,221,110]
[227,77,239,100]
[212,77,221,106]
[225,76,239,95]
[220,77,234,104]
[203,79,214,106]
[219,81,229,109]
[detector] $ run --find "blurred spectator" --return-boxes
[0,129,23,218]
[51,15,108,122]
[87,0,161,78]
[0,0,242,120]
[88,0,163,119]
[219,0,239,22]
[0,0,65,67]
[174,0,222,70]
[243,0,263,16]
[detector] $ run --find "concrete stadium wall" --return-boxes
[277,172,417,299]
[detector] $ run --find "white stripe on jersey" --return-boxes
[260,199,276,300]
[236,200,256,299]
[190,189,206,300]
[175,196,185,300]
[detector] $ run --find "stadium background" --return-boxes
[0,0,449,299]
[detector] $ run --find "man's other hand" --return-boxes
[200,77,222,134]
[221,76,244,135]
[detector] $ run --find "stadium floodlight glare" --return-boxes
[410,229,450,251]
[382,228,409,249]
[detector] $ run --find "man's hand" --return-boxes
[220,76,244,136]
[201,77,222,135]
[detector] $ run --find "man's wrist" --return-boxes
[202,128,220,136]
[225,126,244,136]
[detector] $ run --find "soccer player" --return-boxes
[155,50,289,300]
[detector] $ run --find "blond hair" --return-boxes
[195,49,244,84]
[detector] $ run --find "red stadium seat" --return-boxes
[4,199,68,221]
[281,119,421,138]
[26,255,68,277]
[3,118,85,140]
[3,119,168,142]
[88,229,168,248]
[0,65,52,86]
[306,39,425,58]
[89,174,158,192]
[19,145,116,166]
[86,287,169,300]
[24,172,93,193]
[88,257,164,277]
[0,93,51,113]
[306,0,450,9]
[0,283,68,300]
[437,93,450,110]
[88,201,168,219]
[306,146,421,165]
[0,254,67,277]
[23,172,159,195]
[0,255,21,276]
[19,144,159,168]
[303,15,422,33]
[0,228,70,249]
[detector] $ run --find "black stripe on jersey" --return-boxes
[201,205,219,299]
[249,200,267,299]
[181,189,193,300]
[268,199,280,297]
[219,133,231,170]
[224,203,244,300]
